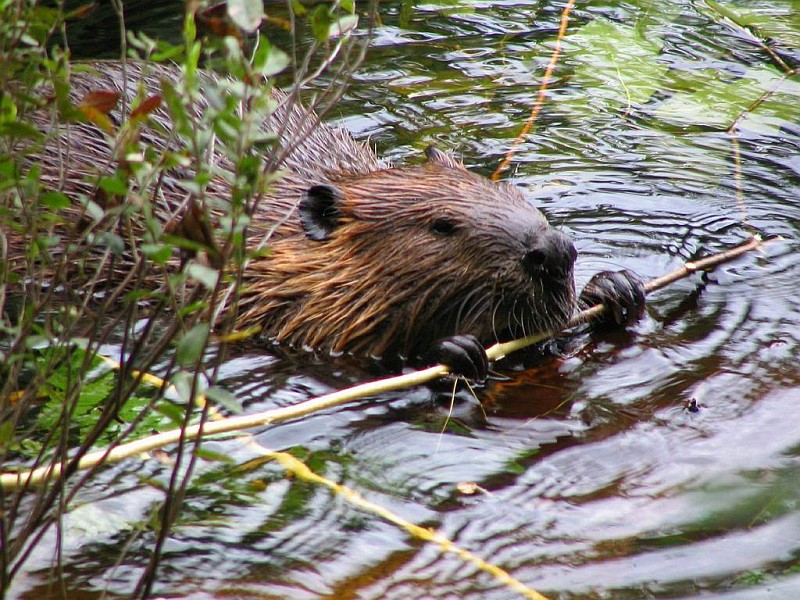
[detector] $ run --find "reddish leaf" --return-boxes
[65,2,98,20]
[77,105,114,133]
[78,90,120,115]
[264,16,292,31]
[131,94,162,120]
[76,90,120,133]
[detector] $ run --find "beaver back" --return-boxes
[16,61,578,360]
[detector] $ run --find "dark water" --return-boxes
[14,1,800,598]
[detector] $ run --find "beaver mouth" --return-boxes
[441,271,575,347]
[491,273,577,341]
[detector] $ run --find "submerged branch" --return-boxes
[491,0,577,181]
[264,448,550,600]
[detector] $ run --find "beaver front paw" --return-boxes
[580,270,646,327]
[425,334,489,381]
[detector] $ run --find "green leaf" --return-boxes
[155,399,186,426]
[310,5,332,43]
[0,158,16,182]
[35,234,61,249]
[186,263,219,289]
[70,338,91,350]
[194,447,236,462]
[290,0,307,17]
[176,323,209,367]
[0,421,14,450]
[94,231,124,254]
[252,42,289,78]
[0,121,44,140]
[125,288,164,303]
[205,386,243,414]
[566,17,666,107]
[655,65,790,130]
[161,80,189,133]
[742,81,800,134]
[184,8,197,46]
[162,234,210,254]
[79,196,105,222]
[1,91,19,121]
[227,0,263,33]
[151,41,185,63]
[702,0,800,48]
[171,371,196,405]
[38,365,117,443]
[24,335,50,350]
[177,300,209,318]
[141,243,173,264]
[249,131,278,151]
[329,14,358,38]
[98,174,128,196]
[40,191,70,209]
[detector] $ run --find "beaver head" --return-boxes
[237,146,577,360]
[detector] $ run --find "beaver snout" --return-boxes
[521,230,577,278]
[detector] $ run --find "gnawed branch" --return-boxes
[1,235,772,490]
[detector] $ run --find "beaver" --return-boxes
[10,60,644,379]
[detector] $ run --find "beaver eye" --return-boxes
[430,218,458,236]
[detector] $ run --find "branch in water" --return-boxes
[0,235,772,490]
[487,234,769,360]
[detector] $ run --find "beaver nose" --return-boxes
[521,230,577,278]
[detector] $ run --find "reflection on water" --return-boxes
[16,1,800,598]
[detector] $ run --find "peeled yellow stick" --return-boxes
[1,235,768,490]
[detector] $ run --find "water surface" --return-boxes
[15,1,800,598]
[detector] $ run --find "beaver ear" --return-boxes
[300,184,345,241]
[424,145,466,171]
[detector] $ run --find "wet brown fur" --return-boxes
[14,61,577,360]
[240,163,576,358]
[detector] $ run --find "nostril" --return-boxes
[521,231,577,277]
[522,248,548,274]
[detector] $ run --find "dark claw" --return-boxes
[579,270,646,327]
[425,334,489,381]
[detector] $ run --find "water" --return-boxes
[13,0,800,598]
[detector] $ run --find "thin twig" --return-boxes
[491,0,576,181]
[263,448,550,600]
[202,392,550,599]
[490,235,767,359]
[701,0,794,74]
[700,1,797,234]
